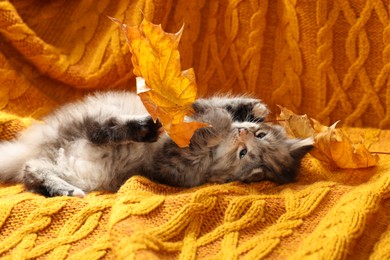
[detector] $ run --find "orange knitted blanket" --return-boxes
[1,0,390,259]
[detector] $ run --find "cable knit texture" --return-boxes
[1,0,390,259]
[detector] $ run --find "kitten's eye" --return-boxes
[239,149,247,159]
[257,132,267,139]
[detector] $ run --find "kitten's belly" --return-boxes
[60,140,145,192]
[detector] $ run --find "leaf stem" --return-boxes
[369,151,390,155]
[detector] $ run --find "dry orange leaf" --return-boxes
[277,105,314,138]
[115,18,207,147]
[277,107,379,168]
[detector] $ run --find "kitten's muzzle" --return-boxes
[238,128,249,136]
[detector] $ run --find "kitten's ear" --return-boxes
[289,137,314,160]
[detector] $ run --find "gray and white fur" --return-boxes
[0,91,313,197]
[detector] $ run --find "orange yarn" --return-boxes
[1,0,390,259]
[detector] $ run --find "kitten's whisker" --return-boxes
[265,119,287,123]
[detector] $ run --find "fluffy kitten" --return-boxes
[0,91,313,197]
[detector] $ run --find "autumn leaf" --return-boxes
[277,107,379,169]
[113,17,207,147]
[311,119,379,168]
[277,105,314,138]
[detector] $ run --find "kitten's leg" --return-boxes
[191,108,233,147]
[193,97,269,122]
[86,115,163,145]
[23,159,85,197]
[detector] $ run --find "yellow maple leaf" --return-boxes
[277,107,379,169]
[114,18,207,147]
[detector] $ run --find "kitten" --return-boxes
[0,91,313,197]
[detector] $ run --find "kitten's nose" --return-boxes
[239,128,249,136]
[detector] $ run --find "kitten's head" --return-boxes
[206,122,313,184]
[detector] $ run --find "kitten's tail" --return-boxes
[0,141,34,182]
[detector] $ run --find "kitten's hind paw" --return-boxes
[128,117,163,143]
[23,161,87,198]
[67,188,86,198]
[46,188,86,198]
[40,187,86,198]
[27,183,86,198]
[87,116,163,144]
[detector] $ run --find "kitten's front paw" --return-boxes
[227,99,269,122]
[128,117,163,143]
[200,108,232,131]
[252,102,269,121]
